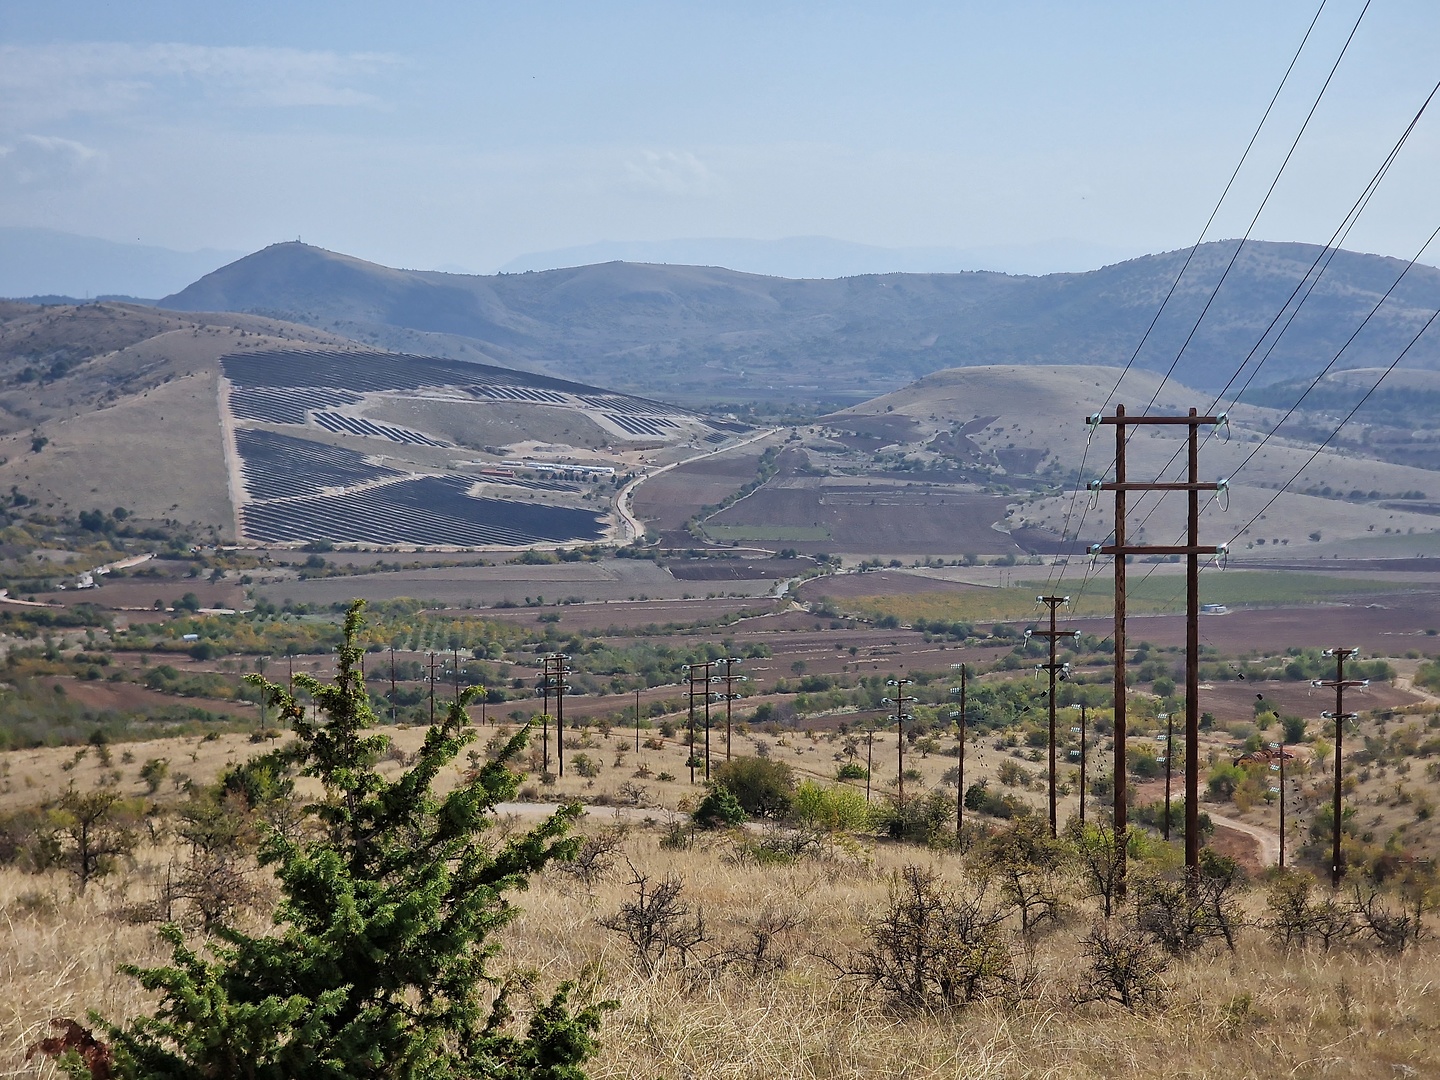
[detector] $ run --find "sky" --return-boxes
[0,0,1437,277]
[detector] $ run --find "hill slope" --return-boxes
[0,302,745,546]
[160,240,1440,403]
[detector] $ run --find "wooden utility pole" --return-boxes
[951,664,967,839]
[635,688,642,754]
[885,678,917,803]
[389,646,397,725]
[1029,597,1074,837]
[865,728,874,802]
[1094,406,1223,885]
[1162,710,1174,840]
[721,657,745,761]
[428,652,437,725]
[1077,703,1089,824]
[1317,648,1365,887]
[685,662,714,784]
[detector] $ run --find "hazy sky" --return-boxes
[1,1,1436,274]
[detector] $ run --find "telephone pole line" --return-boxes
[1028,596,1076,837]
[885,678,917,803]
[1316,648,1366,888]
[950,664,967,839]
[1092,406,1224,884]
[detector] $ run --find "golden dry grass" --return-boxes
[4,826,1438,1079]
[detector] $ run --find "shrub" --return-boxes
[847,866,1019,1010]
[711,756,795,818]
[791,780,870,833]
[693,785,747,829]
[96,601,610,1079]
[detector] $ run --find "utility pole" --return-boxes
[428,652,437,725]
[1316,648,1366,888]
[635,688,642,754]
[538,657,552,773]
[884,678,917,803]
[865,727,874,802]
[1077,703,1089,824]
[950,664,967,839]
[684,662,714,784]
[538,653,570,777]
[1028,597,1075,837]
[389,646,397,725]
[1161,710,1174,841]
[720,657,745,761]
[1092,405,1223,885]
[556,653,569,778]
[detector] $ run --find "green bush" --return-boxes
[792,780,870,833]
[711,756,795,818]
[693,785,746,829]
[96,601,611,1079]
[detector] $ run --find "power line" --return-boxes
[1134,0,1374,420]
[1042,0,1333,592]
[1134,223,1440,594]
[1123,74,1440,535]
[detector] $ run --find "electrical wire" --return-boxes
[1123,74,1440,534]
[1134,0,1373,421]
[1134,223,1440,592]
[1041,0,1333,593]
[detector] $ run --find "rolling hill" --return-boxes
[158,240,1440,405]
[0,301,747,546]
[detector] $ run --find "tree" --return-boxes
[48,786,141,892]
[98,601,610,1080]
[973,817,1070,935]
[711,756,795,818]
[692,785,746,829]
[1067,820,1129,919]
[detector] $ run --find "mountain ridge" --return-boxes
[160,240,1440,404]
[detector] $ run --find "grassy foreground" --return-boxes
[4,826,1436,1079]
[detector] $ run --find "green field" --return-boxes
[823,571,1415,624]
[704,525,832,541]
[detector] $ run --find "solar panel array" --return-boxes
[467,384,568,404]
[311,411,446,447]
[235,429,401,501]
[230,387,361,424]
[606,414,681,437]
[240,476,605,547]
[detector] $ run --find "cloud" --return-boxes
[0,135,106,188]
[0,42,398,127]
[623,150,715,196]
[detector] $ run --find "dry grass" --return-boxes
[4,826,1438,1079]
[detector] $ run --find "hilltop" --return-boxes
[158,240,1440,404]
[0,301,749,546]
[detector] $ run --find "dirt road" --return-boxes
[1209,811,1281,866]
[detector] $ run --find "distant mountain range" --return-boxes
[0,227,244,301]
[498,235,1138,279]
[157,240,1440,404]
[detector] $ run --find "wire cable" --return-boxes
[1041,0,1333,593]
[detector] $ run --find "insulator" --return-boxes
[1086,478,1103,509]
[1213,543,1228,570]
[1215,478,1230,512]
[1214,413,1231,441]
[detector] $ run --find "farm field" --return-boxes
[708,477,1016,556]
[252,558,783,608]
